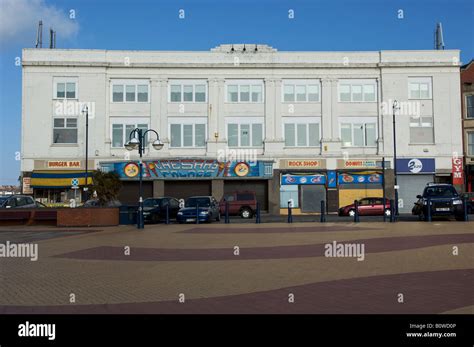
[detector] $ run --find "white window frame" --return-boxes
[110,118,150,148]
[53,77,78,100]
[408,77,432,100]
[281,80,321,103]
[168,117,207,148]
[52,116,78,144]
[110,79,150,103]
[339,116,378,148]
[225,80,264,103]
[282,117,321,147]
[225,116,264,147]
[338,79,377,103]
[465,94,474,119]
[467,131,474,157]
[168,80,208,103]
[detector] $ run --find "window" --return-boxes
[226,81,264,103]
[169,81,207,103]
[339,118,377,147]
[468,132,474,156]
[280,185,299,208]
[409,115,434,144]
[282,81,320,102]
[338,80,377,102]
[226,119,264,147]
[466,95,474,118]
[408,78,432,99]
[111,81,149,102]
[111,123,148,148]
[169,120,206,148]
[53,117,78,144]
[283,119,320,147]
[55,80,77,99]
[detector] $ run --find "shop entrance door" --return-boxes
[301,185,326,213]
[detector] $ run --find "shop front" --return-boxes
[336,159,384,210]
[396,158,435,213]
[100,159,274,209]
[279,159,327,214]
[27,160,94,206]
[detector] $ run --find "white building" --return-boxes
[21,44,462,213]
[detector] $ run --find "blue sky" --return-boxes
[0,0,473,185]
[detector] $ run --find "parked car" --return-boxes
[82,199,121,207]
[177,196,220,223]
[143,197,180,223]
[412,183,464,221]
[219,191,257,219]
[0,195,44,209]
[338,197,391,217]
[463,192,474,214]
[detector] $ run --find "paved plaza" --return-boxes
[0,221,473,314]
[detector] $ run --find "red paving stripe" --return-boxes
[53,233,474,262]
[179,225,377,233]
[1,269,472,314]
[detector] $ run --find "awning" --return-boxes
[30,171,93,188]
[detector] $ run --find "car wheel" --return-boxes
[348,209,356,217]
[240,207,253,219]
[384,209,391,216]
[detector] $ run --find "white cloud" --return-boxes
[0,0,79,47]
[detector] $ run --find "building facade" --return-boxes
[461,60,474,192]
[21,44,463,213]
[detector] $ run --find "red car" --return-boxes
[219,191,257,219]
[338,197,391,217]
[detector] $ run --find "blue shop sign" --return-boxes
[281,174,326,185]
[396,158,435,174]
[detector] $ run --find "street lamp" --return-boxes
[392,100,399,216]
[125,128,163,229]
[81,105,89,201]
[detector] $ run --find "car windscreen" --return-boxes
[424,186,457,198]
[185,197,211,208]
[144,199,163,207]
[0,197,8,207]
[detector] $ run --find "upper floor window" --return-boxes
[111,80,149,103]
[226,80,263,103]
[54,78,77,99]
[468,131,474,156]
[282,80,320,102]
[169,80,207,103]
[226,117,263,147]
[111,121,148,148]
[338,80,377,102]
[169,118,207,148]
[283,117,320,147]
[339,117,377,147]
[466,95,474,118]
[409,115,434,144]
[53,117,77,144]
[408,77,432,100]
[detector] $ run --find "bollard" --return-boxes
[225,201,230,224]
[165,204,170,225]
[255,202,261,224]
[320,200,326,223]
[288,201,293,223]
[390,199,395,223]
[464,196,469,222]
[427,198,432,222]
[196,203,199,224]
[353,200,360,223]
[383,198,387,223]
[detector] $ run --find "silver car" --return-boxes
[0,195,42,208]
